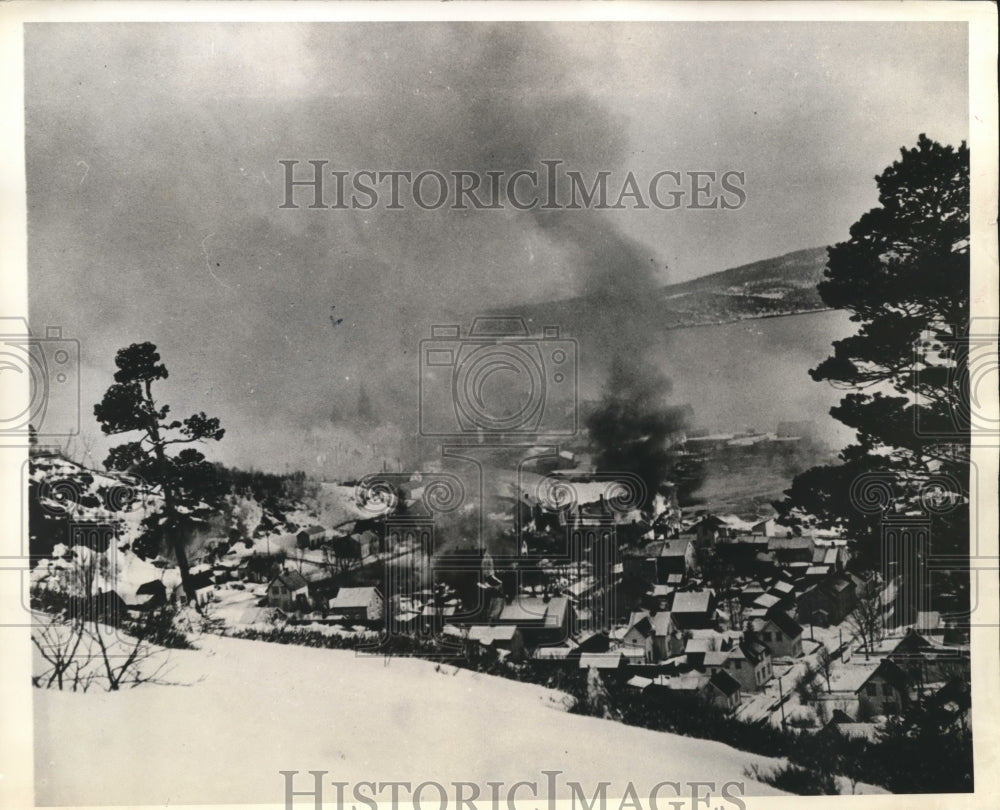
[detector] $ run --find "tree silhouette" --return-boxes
[776,135,970,567]
[94,343,225,603]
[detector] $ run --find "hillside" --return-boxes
[34,634,788,805]
[495,246,830,329]
[26,452,329,598]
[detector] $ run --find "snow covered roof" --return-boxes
[269,570,309,591]
[579,652,624,670]
[468,625,518,644]
[708,669,741,696]
[532,643,577,660]
[650,672,710,692]
[328,586,381,609]
[768,536,814,551]
[672,590,712,614]
[649,612,673,636]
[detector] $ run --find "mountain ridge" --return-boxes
[494,246,831,330]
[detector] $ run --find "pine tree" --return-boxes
[777,135,970,568]
[94,343,225,603]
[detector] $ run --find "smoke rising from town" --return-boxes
[25,22,969,477]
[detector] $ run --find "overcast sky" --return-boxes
[25,22,969,475]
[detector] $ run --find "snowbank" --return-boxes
[35,635,787,805]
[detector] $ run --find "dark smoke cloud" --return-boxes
[25,22,968,479]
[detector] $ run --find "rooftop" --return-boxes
[328,586,381,609]
[270,571,309,591]
[672,590,712,614]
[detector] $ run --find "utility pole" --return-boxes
[777,675,787,732]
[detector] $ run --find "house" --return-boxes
[684,637,711,668]
[752,592,783,613]
[767,536,815,564]
[467,625,525,661]
[686,514,728,548]
[804,565,832,582]
[624,538,695,585]
[626,675,654,692]
[620,612,655,662]
[703,669,741,713]
[812,544,846,572]
[649,611,680,661]
[531,642,578,664]
[751,611,803,658]
[348,529,379,560]
[497,595,574,647]
[618,609,679,663]
[925,677,972,731]
[670,589,715,630]
[189,570,217,607]
[647,672,711,696]
[296,525,328,549]
[857,658,911,715]
[646,583,674,612]
[769,579,796,601]
[723,638,772,692]
[266,570,310,610]
[574,630,611,654]
[72,589,129,626]
[654,538,696,579]
[751,518,776,537]
[327,586,384,623]
[819,713,879,743]
[797,574,857,626]
[886,629,971,686]
[579,651,625,672]
[703,650,730,673]
[133,579,167,610]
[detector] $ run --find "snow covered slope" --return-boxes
[35,635,787,805]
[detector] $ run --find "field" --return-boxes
[34,634,788,805]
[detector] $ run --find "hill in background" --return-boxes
[497,246,830,329]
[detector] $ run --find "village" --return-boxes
[105,428,969,750]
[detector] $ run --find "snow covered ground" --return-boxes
[35,635,789,806]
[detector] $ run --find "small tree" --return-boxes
[795,662,823,703]
[847,588,885,660]
[95,343,225,604]
[31,549,185,692]
[816,645,834,693]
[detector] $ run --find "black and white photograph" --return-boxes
[1,2,997,807]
